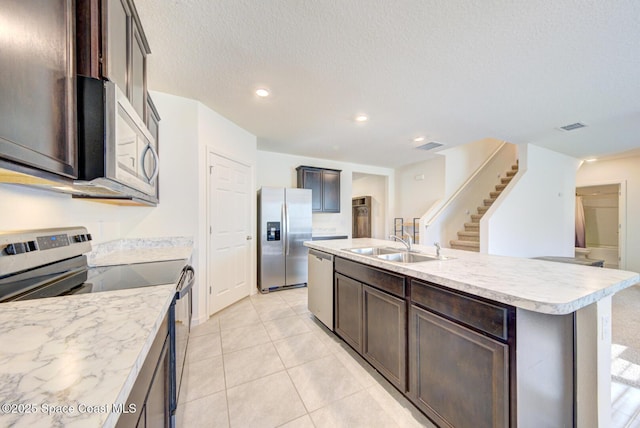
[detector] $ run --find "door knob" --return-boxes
[246,236,253,240]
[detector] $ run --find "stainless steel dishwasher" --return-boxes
[307,248,334,330]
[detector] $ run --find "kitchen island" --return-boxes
[305,238,640,428]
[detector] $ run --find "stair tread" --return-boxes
[483,198,496,206]
[457,231,479,242]
[490,191,502,198]
[450,240,480,250]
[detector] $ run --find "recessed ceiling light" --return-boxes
[355,114,368,122]
[585,158,597,162]
[413,136,425,143]
[255,88,270,97]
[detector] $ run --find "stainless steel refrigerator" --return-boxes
[258,187,312,292]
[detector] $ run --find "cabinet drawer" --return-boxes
[335,257,405,298]
[410,279,511,341]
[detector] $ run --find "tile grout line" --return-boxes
[257,292,316,427]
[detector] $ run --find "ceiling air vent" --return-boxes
[560,122,587,131]
[416,142,443,151]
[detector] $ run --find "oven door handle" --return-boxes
[176,265,194,299]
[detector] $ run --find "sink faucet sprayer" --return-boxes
[434,242,441,258]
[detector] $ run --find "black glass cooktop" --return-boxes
[0,258,188,302]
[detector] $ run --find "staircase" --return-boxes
[449,162,519,252]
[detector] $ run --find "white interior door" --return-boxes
[208,152,252,315]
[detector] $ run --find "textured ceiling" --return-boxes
[135,0,640,167]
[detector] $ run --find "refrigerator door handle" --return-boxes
[284,203,290,255]
[281,203,287,255]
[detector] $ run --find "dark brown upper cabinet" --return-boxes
[77,0,151,123]
[0,0,77,180]
[296,166,341,213]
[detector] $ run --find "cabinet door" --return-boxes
[321,169,340,212]
[0,0,77,178]
[363,285,406,391]
[334,273,362,352]
[104,0,129,93]
[301,168,322,211]
[131,23,146,119]
[409,305,509,428]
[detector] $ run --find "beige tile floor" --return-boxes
[177,287,640,428]
[176,287,434,428]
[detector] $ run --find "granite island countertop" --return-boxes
[0,284,176,428]
[305,238,640,315]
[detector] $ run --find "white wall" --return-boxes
[483,144,579,257]
[0,184,122,242]
[577,155,640,272]
[441,138,505,195]
[394,157,445,223]
[352,173,387,239]
[256,150,394,237]
[145,92,257,324]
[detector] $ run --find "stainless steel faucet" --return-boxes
[434,242,441,258]
[389,229,413,251]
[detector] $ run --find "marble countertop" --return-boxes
[0,284,176,428]
[305,238,640,315]
[89,236,193,266]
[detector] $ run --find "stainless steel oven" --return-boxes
[170,265,193,425]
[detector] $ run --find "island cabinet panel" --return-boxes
[335,257,405,298]
[411,279,510,341]
[362,284,407,391]
[409,305,509,428]
[335,273,363,352]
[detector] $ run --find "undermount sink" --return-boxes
[345,246,451,263]
[346,247,401,256]
[377,252,449,263]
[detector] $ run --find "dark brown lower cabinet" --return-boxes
[408,305,509,428]
[334,273,362,352]
[116,313,170,428]
[362,284,406,391]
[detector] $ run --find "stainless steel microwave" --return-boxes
[76,76,159,205]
